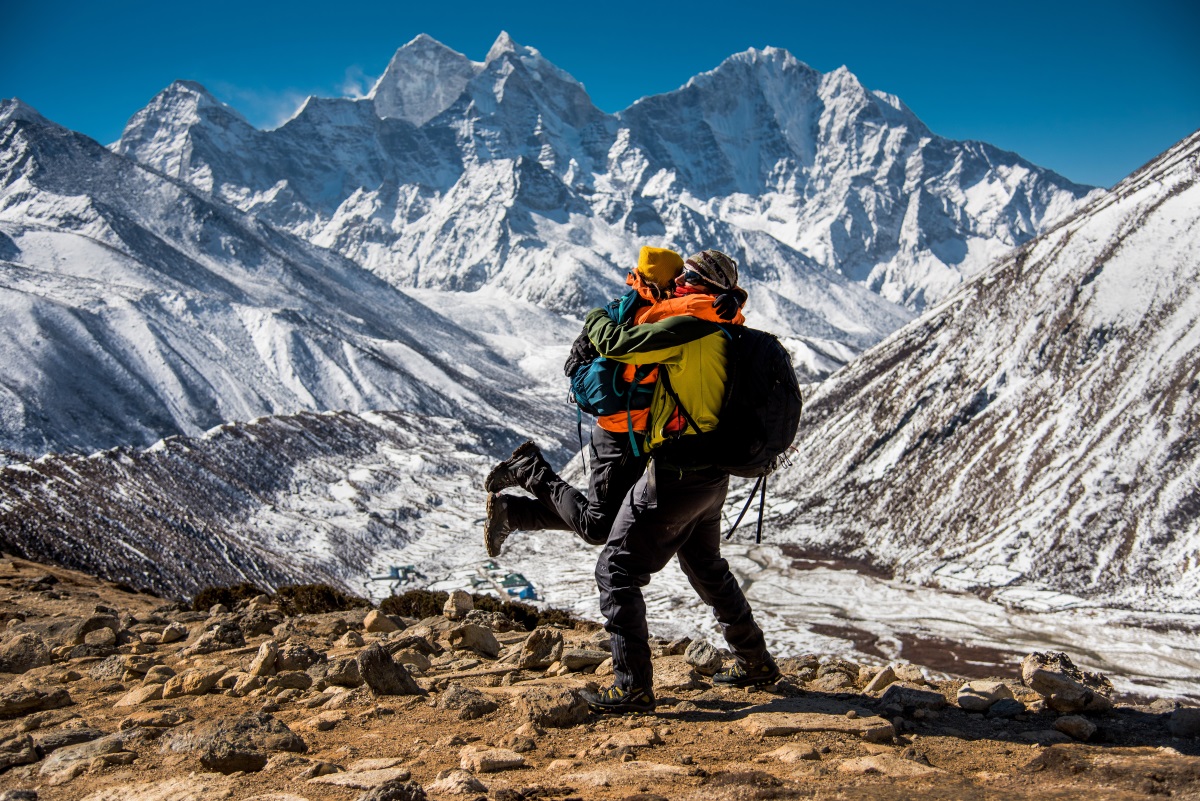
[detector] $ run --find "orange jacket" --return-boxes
[596,292,745,434]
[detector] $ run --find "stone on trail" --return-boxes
[957,680,1015,712]
[248,640,279,677]
[652,657,706,692]
[0,734,40,774]
[517,627,563,669]
[114,684,163,707]
[356,643,424,696]
[445,624,500,659]
[364,610,400,634]
[161,666,227,699]
[355,778,428,801]
[878,682,948,713]
[739,711,895,743]
[435,682,499,720]
[863,665,898,694]
[559,648,609,671]
[513,686,589,728]
[428,768,487,795]
[442,590,473,620]
[459,745,525,773]
[837,754,944,777]
[309,766,414,789]
[1021,651,1114,713]
[163,712,307,775]
[0,683,71,719]
[0,633,52,674]
[39,732,130,785]
[754,741,820,763]
[1168,708,1200,737]
[1054,714,1098,741]
[987,698,1026,719]
[683,639,722,675]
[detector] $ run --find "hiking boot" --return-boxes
[580,684,656,715]
[484,493,514,557]
[713,658,781,688]
[484,441,550,493]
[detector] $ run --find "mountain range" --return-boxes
[1,33,1196,624]
[770,129,1200,612]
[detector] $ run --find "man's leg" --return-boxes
[675,494,771,669]
[595,467,728,694]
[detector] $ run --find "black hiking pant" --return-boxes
[596,462,770,693]
[505,425,648,546]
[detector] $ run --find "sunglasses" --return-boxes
[679,268,708,285]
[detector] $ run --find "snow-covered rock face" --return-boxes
[0,106,573,457]
[771,131,1200,611]
[112,34,1096,353]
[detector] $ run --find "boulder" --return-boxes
[356,779,429,801]
[517,627,564,669]
[162,666,227,699]
[160,623,188,644]
[957,680,1015,712]
[428,768,487,795]
[310,655,363,687]
[38,732,128,785]
[446,624,500,659]
[443,590,473,620]
[337,630,365,649]
[392,650,431,673]
[0,734,40,774]
[364,610,400,634]
[247,640,279,677]
[1168,707,1200,738]
[559,648,609,672]
[63,615,119,646]
[863,665,898,694]
[356,644,424,696]
[0,683,71,719]
[435,683,499,721]
[513,687,589,728]
[459,745,525,773]
[1021,652,1113,713]
[0,633,51,674]
[114,683,163,707]
[683,640,722,675]
[277,642,326,672]
[181,622,245,655]
[1054,714,1098,741]
[878,682,948,714]
[163,713,306,774]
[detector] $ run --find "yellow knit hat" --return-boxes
[635,247,685,289]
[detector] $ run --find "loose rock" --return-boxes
[1021,651,1114,713]
[957,680,1015,712]
[356,644,424,696]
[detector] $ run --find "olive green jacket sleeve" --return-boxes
[584,308,718,364]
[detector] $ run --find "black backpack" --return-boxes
[658,324,803,540]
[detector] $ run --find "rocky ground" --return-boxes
[0,556,1197,801]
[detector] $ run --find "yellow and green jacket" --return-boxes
[585,305,739,454]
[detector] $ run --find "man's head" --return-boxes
[636,247,685,290]
[680,249,738,292]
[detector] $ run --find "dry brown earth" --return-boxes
[0,556,1196,801]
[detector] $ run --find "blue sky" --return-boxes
[3,0,1196,188]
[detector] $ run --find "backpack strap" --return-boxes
[725,475,770,543]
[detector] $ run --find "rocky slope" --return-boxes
[0,557,1196,801]
[0,101,572,457]
[770,128,1200,611]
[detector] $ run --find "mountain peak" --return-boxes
[486,31,519,63]
[0,98,51,128]
[369,34,479,126]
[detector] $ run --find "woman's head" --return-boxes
[679,249,738,292]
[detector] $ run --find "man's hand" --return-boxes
[563,330,599,377]
[713,292,740,320]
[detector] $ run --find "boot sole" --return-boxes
[483,441,540,493]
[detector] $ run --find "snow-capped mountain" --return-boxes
[113,34,1097,368]
[769,130,1200,612]
[0,99,573,457]
[0,409,502,598]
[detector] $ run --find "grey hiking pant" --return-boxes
[596,462,770,692]
[505,425,648,546]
